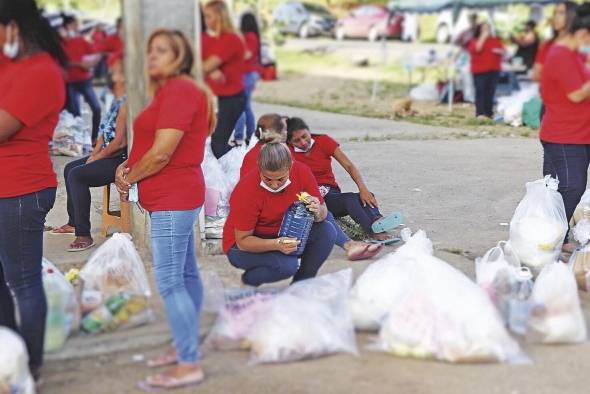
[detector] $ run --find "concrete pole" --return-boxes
[121,0,202,256]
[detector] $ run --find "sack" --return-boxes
[509,176,567,275]
[371,230,526,364]
[42,259,80,352]
[0,327,35,394]
[528,263,587,343]
[247,269,357,364]
[522,96,542,129]
[218,144,248,192]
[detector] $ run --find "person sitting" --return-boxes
[224,142,336,287]
[51,60,128,251]
[286,117,402,243]
[241,114,383,261]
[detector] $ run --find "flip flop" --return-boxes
[371,212,404,234]
[368,237,401,246]
[147,352,177,368]
[67,240,95,252]
[347,243,384,261]
[142,370,205,390]
[50,225,75,235]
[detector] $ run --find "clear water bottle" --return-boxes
[508,266,534,335]
[278,201,314,256]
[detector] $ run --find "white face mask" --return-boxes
[260,179,291,193]
[293,138,315,153]
[2,41,18,59]
[580,46,590,55]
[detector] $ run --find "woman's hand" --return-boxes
[359,188,378,208]
[209,69,225,82]
[115,162,131,199]
[304,196,322,219]
[276,237,300,255]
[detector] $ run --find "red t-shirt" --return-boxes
[540,45,590,144]
[0,53,65,198]
[64,36,95,82]
[94,34,124,67]
[128,78,210,211]
[223,161,323,253]
[468,37,504,74]
[534,40,554,66]
[240,143,262,178]
[243,32,260,73]
[290,135,340,188]
[201,32,246,97]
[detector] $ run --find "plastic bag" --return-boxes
[409,81,439,101]
[528,263,587,343]
[247,269,357,364]
[509,176,567,276]
[0,327,35,394]
[42,259,80,352]
[202,142,231,217]
[371,230,526,364]
[52,110,91,157]
[570,189,590,227]
[218,144,248,192]
[568,245,590,291]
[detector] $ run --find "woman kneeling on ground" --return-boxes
[224,142,336,286]
[286,117,402,243]
[241,113,383,261]
[52,60,128,251]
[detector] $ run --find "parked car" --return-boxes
[335,5,403,41]
[273,1,337,38]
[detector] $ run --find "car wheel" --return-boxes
[299,23,310,39]
[368,26,380,42]
[436,23,450,44]
[335,25,346,41]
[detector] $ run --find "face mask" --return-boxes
[580,46,590,55]
[2,41,18,59]
[260,179,291,193]
[293,138,315,153]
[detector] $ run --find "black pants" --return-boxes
[542,141,590,239]
[0,187,56,377]
[64,153,126,236]
[211,92,246,159]
[473,71,499,118]
[323,186,382,234]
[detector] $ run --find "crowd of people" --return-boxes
[1,0,590,391]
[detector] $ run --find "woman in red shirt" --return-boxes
[540,4,590,251]
[286,117,403,243]
[232,12,261,146]
[225,143,336,286]
[202,0,246,158]
[115,29,215,389]
[0,0,67,382]
[468,22,505,119]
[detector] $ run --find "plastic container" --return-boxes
[508,266,534,335]
[278,201,314,256]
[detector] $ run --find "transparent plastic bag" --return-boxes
[202,142,231,217]
[570,189,590,227]
[528,263,587,343]
[568,244,590,291]
[475,241,520,288]
[42,259,80,352]
[509,176,568,276]
[372,230,527,364]
[247,269,357,364]
[0,327,35,394]
[218,144,248,192]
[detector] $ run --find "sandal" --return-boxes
[368,237,401,246]
[347,243,384,261]
[371,212,404,234]
[67,239,95,252]
[50,224,75,235]
[147,351,177,368]
[143,369,204,389]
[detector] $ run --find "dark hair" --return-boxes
[570,3,590,33]
[240,12,260,64]
[525,20,536,30]
[286,117,309,141]
[61,13,76,27]
[473,22,491,39]
[553,1,578,39]
[0,0,68,67]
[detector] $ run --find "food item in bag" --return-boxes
[0,328,35,394]
[568,246,590,291]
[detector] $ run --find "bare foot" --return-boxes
[344,241,383,261]
[67,236,95,252]
[145,363,205,389]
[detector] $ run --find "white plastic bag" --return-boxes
[0,327,35,394]
[509,176,567,275]
[475,241,520,288]
[371,230,526,364]
[42,259,80,352]
[202,142,231,217]
[218,144,248,192]
[571,189,590,227]
[247,269,357,364]
[409,81,439,101]
[528,263,587,343]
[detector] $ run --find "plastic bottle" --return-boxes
[492,268,514,324]
[508,266,534,335]
[278,201,314,256]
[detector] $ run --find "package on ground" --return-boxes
[0,327,35,394]
[370,230,526,364]
[42,259,80,352]
[571,189,590,227]
[79,233,153,334]
[409,81,439,102]
[527,263,587,344]
[218,143,249,192]
[202,144,231,218]
[52,110,91,157]
[568,245,590,291]
[496,84,539,127]
[247,269,357,364]
[509,176,567,276]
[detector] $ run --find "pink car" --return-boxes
[335,5,403,41]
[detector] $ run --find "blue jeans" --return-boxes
[0,188,56,377]
[227,220,336,286]
[150,208,203,364]
[66,79,102,142]
[233,72,259,142]
[326,211,350,248]
[323,186,382,235]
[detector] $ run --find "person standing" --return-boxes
[115,29,215,389]
[232,12,261,146]
[0,0,67,382]
[540,4,590,251]
[201,0,246,158]
[468,22,504,119]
